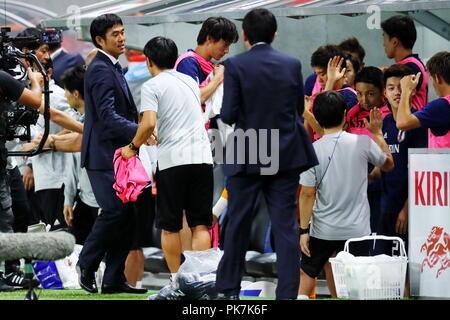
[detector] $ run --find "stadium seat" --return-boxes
[243,195,277,278]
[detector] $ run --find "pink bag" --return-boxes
[113,148,151,203]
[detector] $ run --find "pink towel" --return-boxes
[113,148,151,203]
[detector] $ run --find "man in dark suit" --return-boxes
[50,42,85,88]
[215,8,318,300]
[77,14,146,294]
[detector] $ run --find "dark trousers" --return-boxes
[79,169,134,286]
[130,188,155,250]
[5,167,33,273]
[7,167,31,233]
[26,187,42,226]
[215,169,301,299]
[68,195,100,245]
[0,175,13,234]
[35,186,65,229]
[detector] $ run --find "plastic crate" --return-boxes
[329,235,408,300]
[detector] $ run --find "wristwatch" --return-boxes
[128,142,139,151]
[299,226,310,235]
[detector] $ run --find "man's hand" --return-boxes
[303,96,312,116]
[56,129,72,136]
[21,142,36,152]
[368,167,382,185]
[32,133,54,149]
[213,64,225,84]
[326,56,346,85]
[22,166,34,191]
[396,205,408,235]
[300,234,311,257]
[63,205,74,227]
[400,72,421,94]
[145,133,157,146]
[27,68,43,86]
[364,108,383,136]
[121,145,137,160]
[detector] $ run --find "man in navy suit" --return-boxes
[215,8,318,300]
[48,36,85,88]
[76,14,146,294]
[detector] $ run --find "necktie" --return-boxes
[114,62,130,100]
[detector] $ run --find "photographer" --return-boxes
[0,68,43,291]
[0,68,42,108]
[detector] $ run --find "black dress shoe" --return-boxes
[76,263,98,294]
[215,293,240,300]
[101,283,148,294]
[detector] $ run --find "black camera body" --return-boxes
[0,100,40,141]
[0,27,51,156]
[0,28,39,142]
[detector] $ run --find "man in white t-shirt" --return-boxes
[121,37,214,280]
[298,91,394,298]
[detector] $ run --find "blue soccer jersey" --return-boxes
[414,97,450,136]
[176,50,208,85]
[380,111,428,218]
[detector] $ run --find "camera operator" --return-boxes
[14,28,82,232]
[0,68,43,291]
[0,27,83,291]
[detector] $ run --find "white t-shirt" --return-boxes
[140,69,213,171]
[300,131,387,241]
[31,81,78,191]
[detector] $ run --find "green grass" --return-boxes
[0,290,414,300]
[0,289,274,300]
[0,289,157,300]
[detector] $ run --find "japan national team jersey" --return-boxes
[380,111,428,216]
[309,86,358,141]
[414,96,450,148]
[346,103,391,193]
[346,103,391,138]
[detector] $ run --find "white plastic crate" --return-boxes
[329,235,408,300]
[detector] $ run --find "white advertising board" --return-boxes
[409,149,450,298]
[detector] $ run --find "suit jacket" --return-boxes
[81,51,138,171]
[221,44,317,176]
[52,50,85,87]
